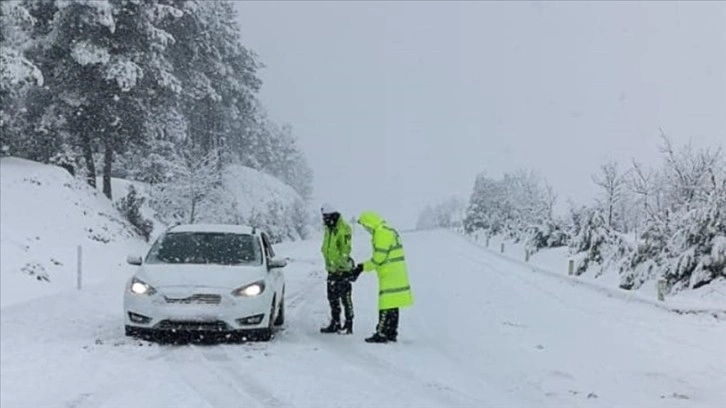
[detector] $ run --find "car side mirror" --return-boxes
[127,255,143,266]
[268,257,287,269]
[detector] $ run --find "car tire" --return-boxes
[256,301,276,342]
[274,294,285,326]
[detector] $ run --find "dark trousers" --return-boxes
[377,308,399,338]
[327,274,353,323]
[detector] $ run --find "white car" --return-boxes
[124,224,287,342]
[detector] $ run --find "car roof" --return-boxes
[167,224,258,235]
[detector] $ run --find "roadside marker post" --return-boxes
[77,245,82,290]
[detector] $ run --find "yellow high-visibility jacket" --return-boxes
[321,217,352,273]
[358,211,413,310]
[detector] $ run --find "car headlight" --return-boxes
[232,281,265,297]
[129,277,156,295]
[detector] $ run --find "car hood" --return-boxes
[136,263,266,290]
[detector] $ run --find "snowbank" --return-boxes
[0,157,148,307]
[460,230,726,314]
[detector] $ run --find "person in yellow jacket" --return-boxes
[350,211,413,343]
[320,204,355,334]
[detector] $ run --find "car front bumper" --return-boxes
[123,286,274,334]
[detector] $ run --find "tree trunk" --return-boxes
[59,163,75,177]
[608,201,614,228]
[189,183,196,223]
[81,130,96,188]
[102,138,113,200]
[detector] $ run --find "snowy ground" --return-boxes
[2,159,725,407]
[2,230,725,408]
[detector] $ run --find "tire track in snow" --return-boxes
[287,273,491,408]
[284,267,323,311]
[196,345,288,408]
[164,345,269,408]
[344,343,490,407]
[155,262,321,408]
[65,392,113,408]
[159,262,322,408]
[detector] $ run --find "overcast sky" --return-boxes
[235,1,726,229]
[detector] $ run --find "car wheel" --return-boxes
[256,301,276,342]
[274,294,285,326]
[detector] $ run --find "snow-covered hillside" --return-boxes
[106,163,312,243]
[0,157,149,307]
[0,158,312,308]
[212,164,311,241]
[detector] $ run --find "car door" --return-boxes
[261,233,283,300]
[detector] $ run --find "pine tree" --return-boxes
[2,0,316,238]
[0,1,44,156]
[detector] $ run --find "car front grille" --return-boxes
[155,320,230,332]
[164,294,222,305]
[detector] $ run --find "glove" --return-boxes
[348,264,363,282]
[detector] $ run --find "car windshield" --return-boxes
[145,232,262,265]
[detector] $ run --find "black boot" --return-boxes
[320,320,340,333]
[339,320,353,335]
[364,333,388,343]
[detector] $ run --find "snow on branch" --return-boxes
[104,57,143,92]
[71,41,110,66]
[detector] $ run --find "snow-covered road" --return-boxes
[2,230,724,408]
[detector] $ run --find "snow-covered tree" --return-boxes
[417,197,466,230]
[288,197,313,239]
[2,0,316,239]
[0,2,43,91]
[667,182,726,289]
[569,207,630,276]
[658,131,721,210]
[464,169,555,241]
[15,0,184,198]
[115,184,154,241]
[0,1,43,156]
[525,220,570,252]
[149,147,221,225]
[620,136,725,291]
[163,0,260,153]
[233,105,313,200]
[591,160,630,231]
